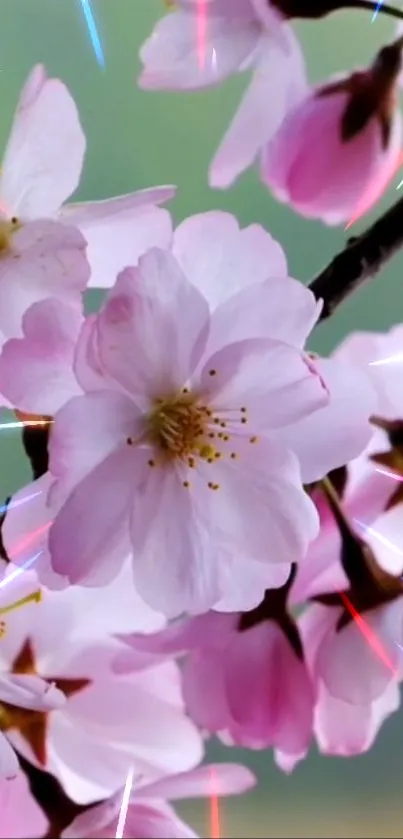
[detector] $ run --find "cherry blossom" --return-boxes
[0,64,175,288]
[139,0,308,189]
[46,244,334,616]
[62,763,255,839]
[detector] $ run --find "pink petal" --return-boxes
[199,338,328,430]
[0,772,47,835]
[0,220,89,339]
[207,277,320,354]
[49,447,141,585]
[210,29,308,188]
[97,250,210,400]
[0,673,64,711]
[275,356,377,484]
[0,66,85,219]
[315,679,400,757]
[139,8,259,90]
[215,555,290,612]
[138,762,256,800]
[0,298,82,414]
[0,737,19,781]
[363,505,403,577]
[315,600,402,705]
[183,649,230,731]
[130,467,227,617]
[62,198,174,289]
[49,390,141,494]
[172,211,287,310]
[208,437,319,565]
[225,622,314,753]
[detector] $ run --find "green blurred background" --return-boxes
[1,1,403,835]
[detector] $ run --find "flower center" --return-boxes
[145,391,214,462]
[0,217,20,256]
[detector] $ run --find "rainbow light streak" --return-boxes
[8,521,52,559]
[197,0,207,70]
[371,0,384,20]
[0,490,42,517]
[339,591,397,673]
[0,551,43,590]
[79,0,105,67]
[115,767,134,839]
[374,466,403,482]
[209,767,221,839]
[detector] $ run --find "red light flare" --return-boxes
[209,767,221,839]
[197,0,207,70]
[339,591,397,674]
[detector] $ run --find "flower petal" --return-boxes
[275,357,377,484]
[97,250,210,400]
[209,437,319,565]
[172,211,287,309]
[199,338,328,430]
[137,763,256,800]
[62,196,174,289]
[0,298,82,414]
[49,447,139,585]
[0,65,85,219]
[139,8,259,90]
[209,28,308,188]
[130,467,227,617]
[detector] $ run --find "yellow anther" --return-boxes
[0,590,42,618]
[198,444,216,460]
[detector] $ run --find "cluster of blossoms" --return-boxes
[1,0,403,835]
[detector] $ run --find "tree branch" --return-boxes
[308,194,403,320]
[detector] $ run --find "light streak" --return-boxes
[7,521,52,560]
[374,466,403,482]
[0,420,50,431]
[354,518,403,559]
[0,551,43,590]
[0,491,42,517]
[79,0,105,67]
[115,767,134,838]
[340,591,397,673]
[209,767,221,839]
[197,0,207,70]
[371,0,385,20]
[369,353,403,366]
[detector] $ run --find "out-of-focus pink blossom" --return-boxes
[0,574,201,804]
[0,771,47,837]
[0,64,175,288]
[62,763,256,839]
[139,1,308,188]
[261,57,403,225]
[115,607,315,763]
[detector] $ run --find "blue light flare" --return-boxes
[371,0,384,21]
[79,0,105,67]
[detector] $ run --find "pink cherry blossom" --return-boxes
[0,64,175,288]
[261,70,402,225]
[62,763,255,839]
[172,212,377,483]
[139,1,308,188]
[115,608,315,762]
[0,771,47,837]
[335,325,403,420]
[0,573,201,804]
[46,245,334,616]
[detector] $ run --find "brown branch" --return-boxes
[309,193,403,320]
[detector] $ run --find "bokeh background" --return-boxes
[0,1,402,835]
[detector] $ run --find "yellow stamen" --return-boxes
[0,590,42,617]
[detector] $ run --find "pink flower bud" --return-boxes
[261,43,403,225]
